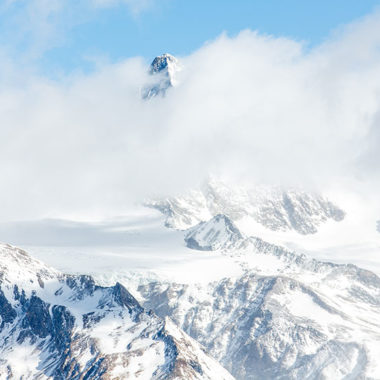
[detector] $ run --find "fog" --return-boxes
[1,10,380,221]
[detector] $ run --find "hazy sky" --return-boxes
[1,1,380,221]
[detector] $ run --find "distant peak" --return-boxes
[143,53,180,99]
[150,53,178,74]
[185,214,244,251]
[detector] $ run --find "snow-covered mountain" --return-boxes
[0,243,234,379]
[2,175,379,380]
[133,215,380,380]
[146,178,345,234]
[142,53,180,99]
[185,214,244,251]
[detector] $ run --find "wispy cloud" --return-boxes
[0,0,82,62]
[0,0,158,63]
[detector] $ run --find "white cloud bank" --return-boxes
[1,10,380,220]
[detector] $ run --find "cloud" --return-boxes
[1,11,380,221]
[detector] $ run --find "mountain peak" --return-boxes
[0,243,58,287]
[143,53,180,99]
[185,214,244,251]
[150,53,178,74]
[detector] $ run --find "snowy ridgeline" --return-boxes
[146,179,345,234]
[0,243,234,380]
[132,215,380,380]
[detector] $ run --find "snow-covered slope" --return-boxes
[142,53,180,99]
[0,243,234,379]
[134,216,380,380]
[185,214,243,251]
[146,179,345,234]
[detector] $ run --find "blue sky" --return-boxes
[1,0,380,75]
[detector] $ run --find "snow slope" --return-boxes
[136,216,380,379]
[185,214,243,251]
[146,178,380,274]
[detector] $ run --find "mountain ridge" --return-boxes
[146,179,345,234]
[0,243,234,379]
[133,214,380,379]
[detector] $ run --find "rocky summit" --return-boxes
[142,53,180,99]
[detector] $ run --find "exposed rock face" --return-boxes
[150,54,178,75]
[135,216,380,380]
[143,53,180,99]
[146,179,345,234]
[0,243,234,379]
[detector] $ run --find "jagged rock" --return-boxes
[142,53,180,99]
[0,243,234,379]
